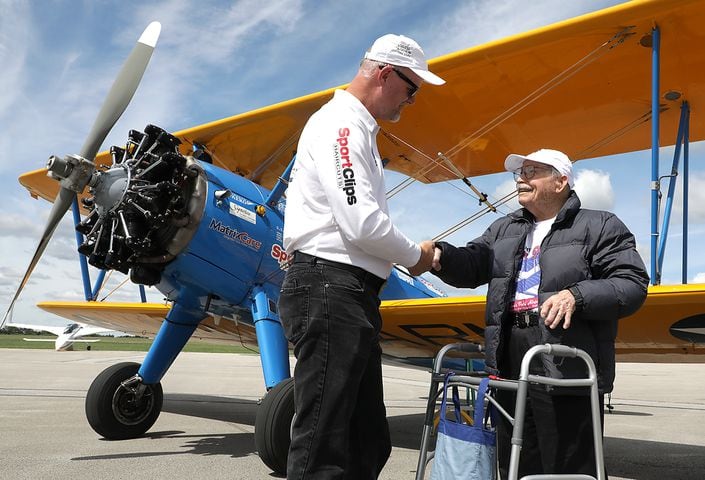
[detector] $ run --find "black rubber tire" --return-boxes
[254,377,295,474]
[85,362,163,440]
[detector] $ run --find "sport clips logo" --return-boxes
[335,127,357,205]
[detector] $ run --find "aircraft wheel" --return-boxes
[85,362,163,440]
[255,377,295,474]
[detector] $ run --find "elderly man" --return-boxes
[280,34,443,479]
[424,149,649,478]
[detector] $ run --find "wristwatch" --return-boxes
[568,285,584,312]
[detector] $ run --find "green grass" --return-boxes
[0,333,256,354]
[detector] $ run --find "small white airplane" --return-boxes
[4,321,118,351]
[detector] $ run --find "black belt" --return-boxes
[291,251,386,293]
[511,311,540,328]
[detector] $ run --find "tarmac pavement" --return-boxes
[1,348,704,479]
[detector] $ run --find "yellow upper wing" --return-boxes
[19,0,705,206]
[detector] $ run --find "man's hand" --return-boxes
[431,244,442,271]
[408,240,435,276]
[540,289,577,329]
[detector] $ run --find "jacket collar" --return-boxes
[509,190,582,225]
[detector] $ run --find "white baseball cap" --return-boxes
[505,149,574,188]
[364,34,445,85]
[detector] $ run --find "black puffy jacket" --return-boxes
[433,192,649,392]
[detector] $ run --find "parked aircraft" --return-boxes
[3,321,116,351]
[3,0,705,474]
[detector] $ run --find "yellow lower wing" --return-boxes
[38,283,705,362]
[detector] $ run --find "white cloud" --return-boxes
[673,171,705,224]
[0,212,44,238]
[110,0,307,131]
[133,0,304,64]
[492,178,521,214]
[573,168,614,211]
[0,1,31,175]
[0,0,309,181]
[422,0,624,57]
[635,240,650,276]
[0,266,24,287]
[0,0,29,116]
[693,272,705,283]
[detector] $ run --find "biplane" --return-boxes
[3,0,705,474]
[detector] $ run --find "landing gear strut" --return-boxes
[85,362,163,439]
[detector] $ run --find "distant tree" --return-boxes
[2,326,41,335]
[1,326,131,337]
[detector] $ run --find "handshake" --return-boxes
[408,240,442,277]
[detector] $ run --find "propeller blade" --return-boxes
[1,188,75,328]
[79,21,161,161]
[1,22,161,329]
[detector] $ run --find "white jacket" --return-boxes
[283,89,420,279]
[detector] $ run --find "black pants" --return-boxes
[278,256,390,479]
[496,324,605,479]
[495,387,604,479]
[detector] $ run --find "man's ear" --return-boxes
[556,176,570,194]
[377,64,391,83]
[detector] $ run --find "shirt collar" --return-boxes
[334,89,379,134]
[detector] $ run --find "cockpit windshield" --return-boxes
[63,323,79,334]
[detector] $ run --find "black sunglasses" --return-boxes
[379,64,419,98]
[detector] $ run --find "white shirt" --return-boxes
[283,89,421,279]
[511,216,555,312]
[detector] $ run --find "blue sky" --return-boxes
[1,0,703,327]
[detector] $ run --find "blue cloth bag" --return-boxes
[430,373,496,480]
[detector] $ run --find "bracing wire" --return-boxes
[384,27,634,201]
[99,276,130,302]
[575,109,654,160]
[92,269,113,300]
[444,27,634,160]
[432,189,518,242]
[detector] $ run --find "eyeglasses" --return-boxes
[512,165,555,181]
[379,64,419,98]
